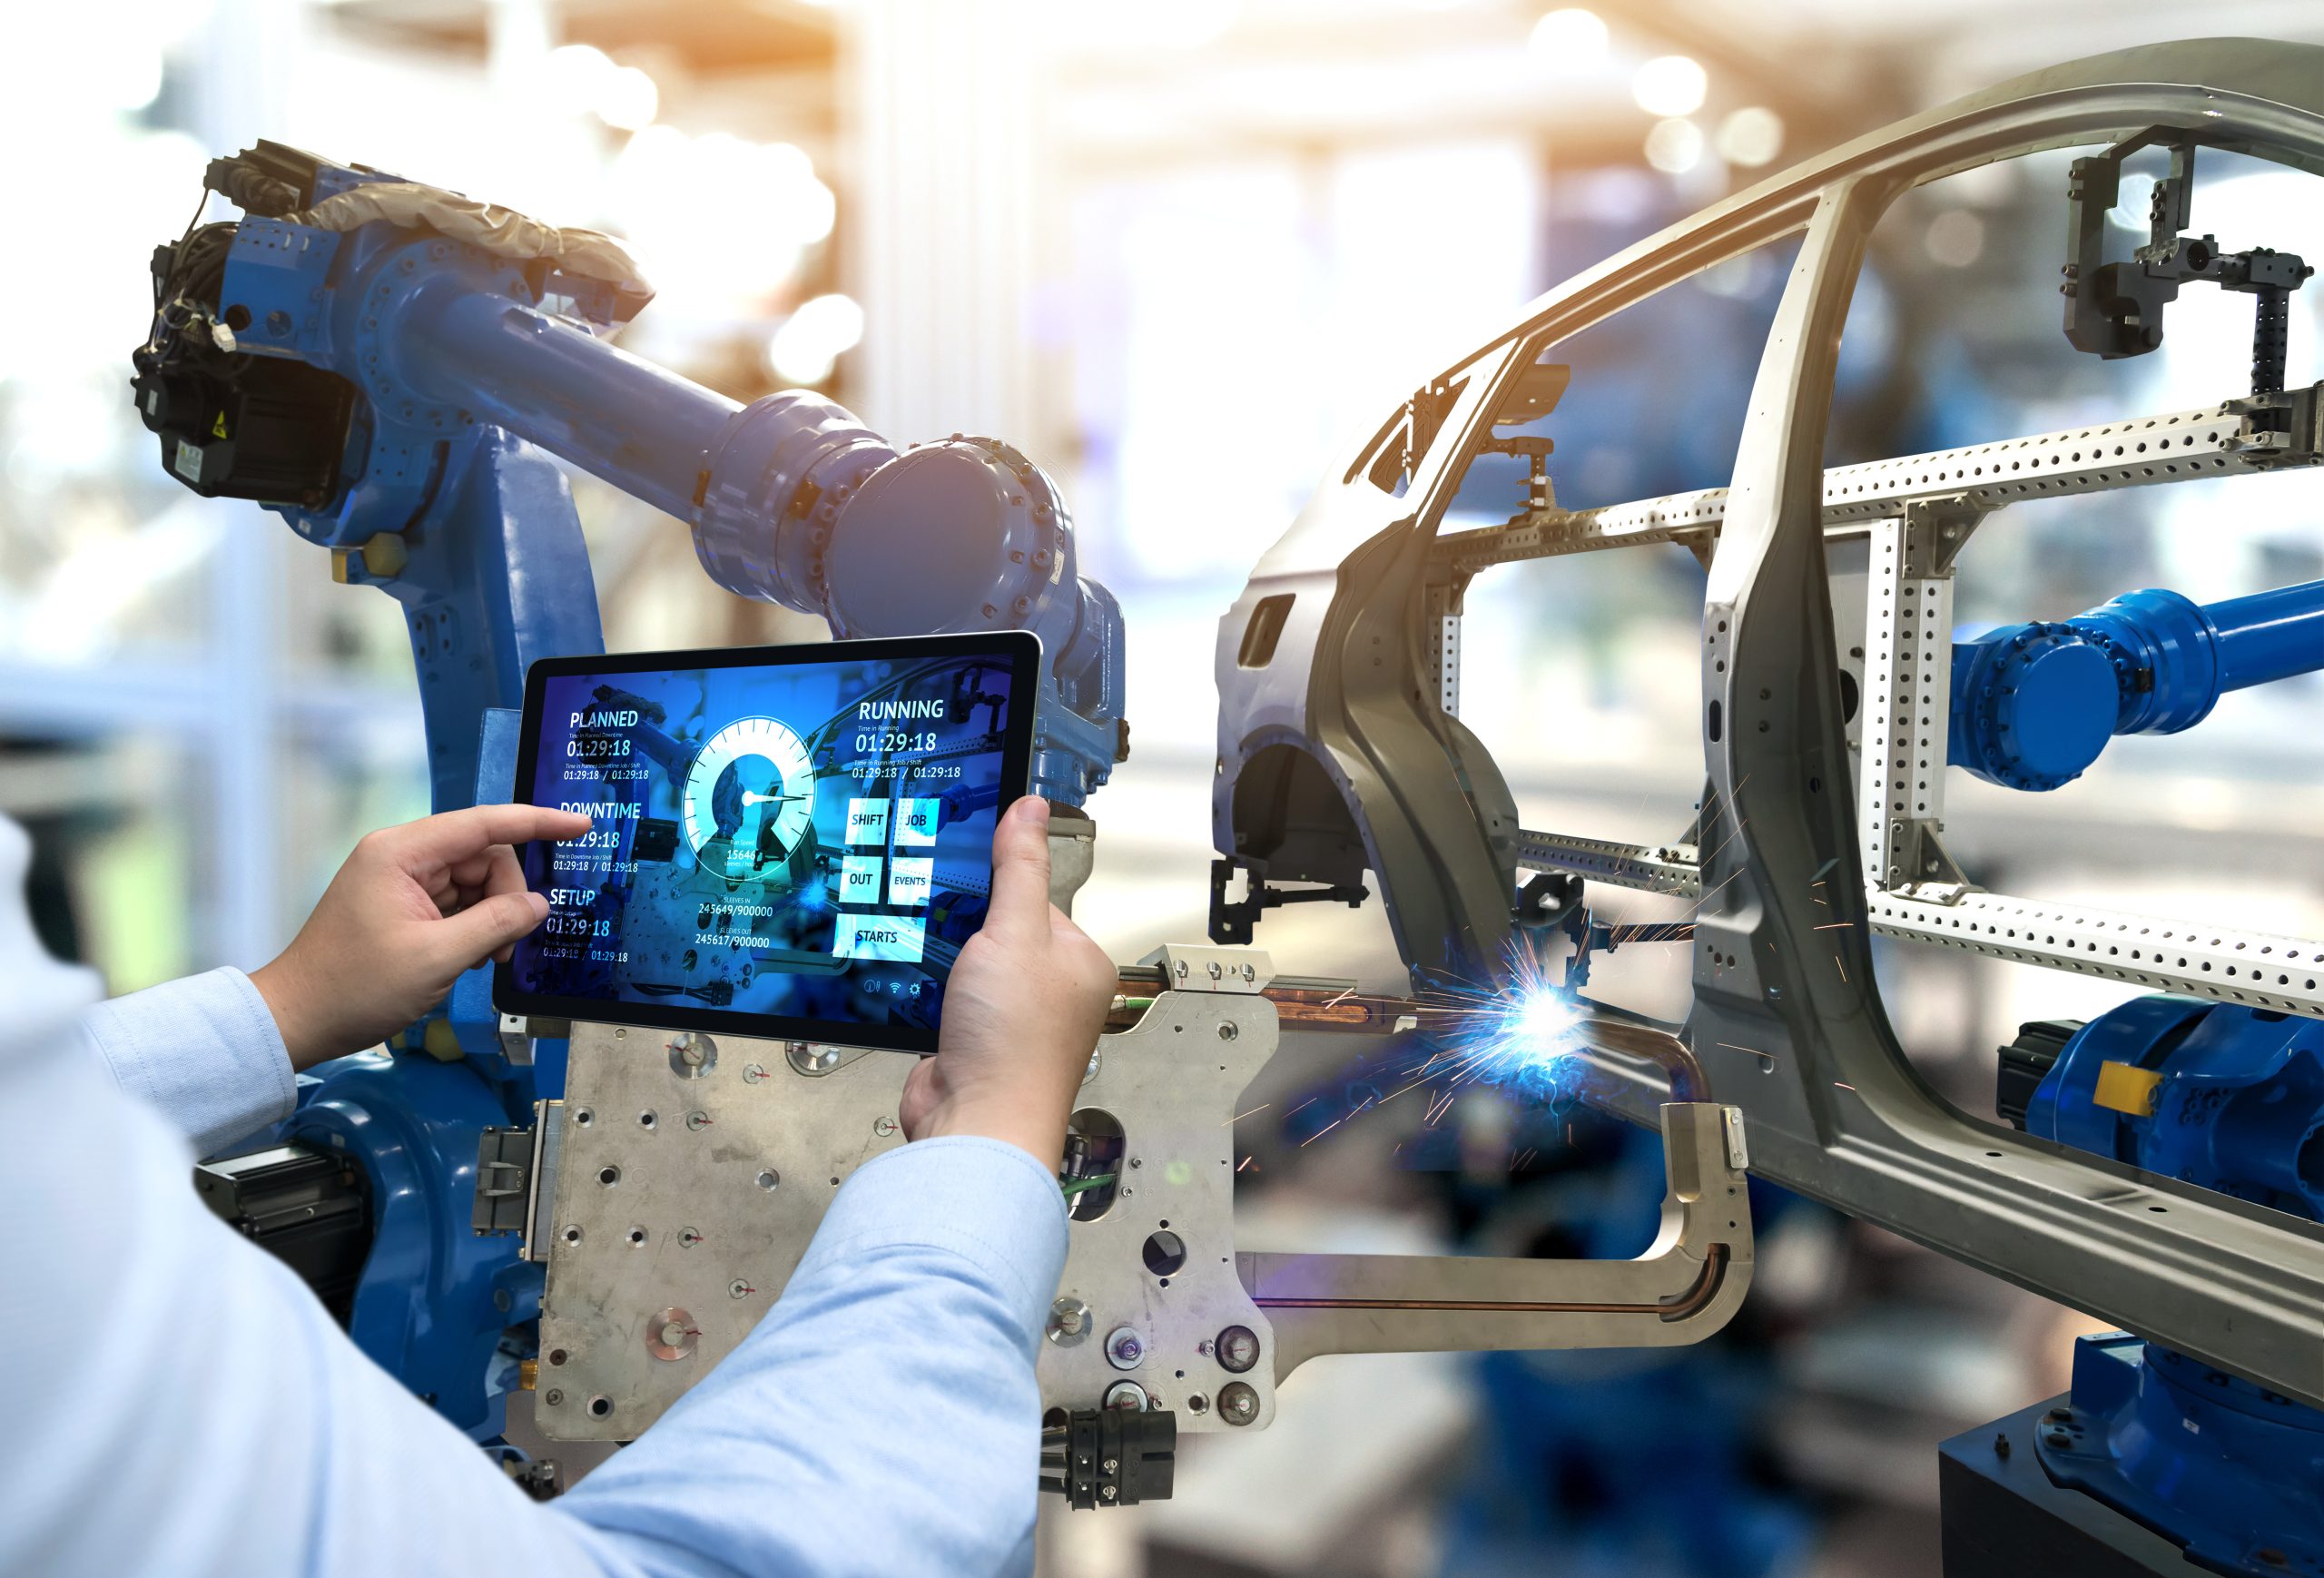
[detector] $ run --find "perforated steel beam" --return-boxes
[1430,392,2313,575]
[1513,829,1702,899]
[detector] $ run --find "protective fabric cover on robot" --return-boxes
[287,182,649,294]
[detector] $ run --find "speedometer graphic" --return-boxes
[682,715,819,885]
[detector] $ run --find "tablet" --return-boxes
[496,632,1041,1052]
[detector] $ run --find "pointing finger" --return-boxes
[390,805,593,869]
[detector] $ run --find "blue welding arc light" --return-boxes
[1949,577,2324,791]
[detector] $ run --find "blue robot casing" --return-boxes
[1999,995,2324,1573]
[2026,994,2324,1218]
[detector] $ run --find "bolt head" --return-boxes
[1048,1297,1092,1344]
[1217,1381,1260,1425]
[1105,1325,1147,1369]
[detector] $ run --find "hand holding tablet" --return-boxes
[496,634,1041,1052]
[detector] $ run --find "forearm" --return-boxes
[562,1137,1069,1578]
[1,1026,634,1578]
[78,966,298,1155]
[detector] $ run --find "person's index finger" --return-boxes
[396,804,593,864]
[983,796,1053,942]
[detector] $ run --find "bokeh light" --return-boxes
[1527,7,1610,70]
[1644,117,1706,174]
[1716,105,1786,168]
[768,293,867,385]
[1631,54,1708,117]
[1925,208,1986,267]
[540,44,659,131]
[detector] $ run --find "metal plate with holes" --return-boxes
[537,979,1278,1441]
[1040,982,1276,1432]
[537,1031,908,1439]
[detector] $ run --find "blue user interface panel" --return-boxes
[498,634,1039,1051]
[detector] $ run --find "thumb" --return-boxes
[984,796,1052,944]
[426,890,550,972]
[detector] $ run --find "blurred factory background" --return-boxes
[7,2,2323,1574]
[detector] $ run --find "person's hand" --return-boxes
[899,797,1116,1171]
[251,804,592,1069]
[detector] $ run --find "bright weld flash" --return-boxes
[1467,984,1584,1098]
[1408,942,1590,1107]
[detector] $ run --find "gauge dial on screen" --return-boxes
[683,716,819,884]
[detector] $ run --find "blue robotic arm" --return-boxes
[132,142,1127,1440]
[1949,577,2324,791]
[136,142,1126,812]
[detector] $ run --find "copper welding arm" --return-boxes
[1111,970,1710,1101]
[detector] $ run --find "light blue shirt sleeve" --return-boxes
[0,820,1069,1578]
[79,965,298,1156]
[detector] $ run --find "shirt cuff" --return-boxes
[801,1135,1070,1337]
[80,967,298,1157]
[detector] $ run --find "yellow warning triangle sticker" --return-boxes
[212,411,230,439]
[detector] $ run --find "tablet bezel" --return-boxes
[493,630,1044,1053]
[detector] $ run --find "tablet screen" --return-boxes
[497,633,1041,1051]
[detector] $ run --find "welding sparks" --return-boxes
[1406,941,1590,1103]
[1300,1116,1347,1147]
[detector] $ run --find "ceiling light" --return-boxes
[595,65,659,132]
[1631,54,1707,118]
[1528,8,1609,69]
